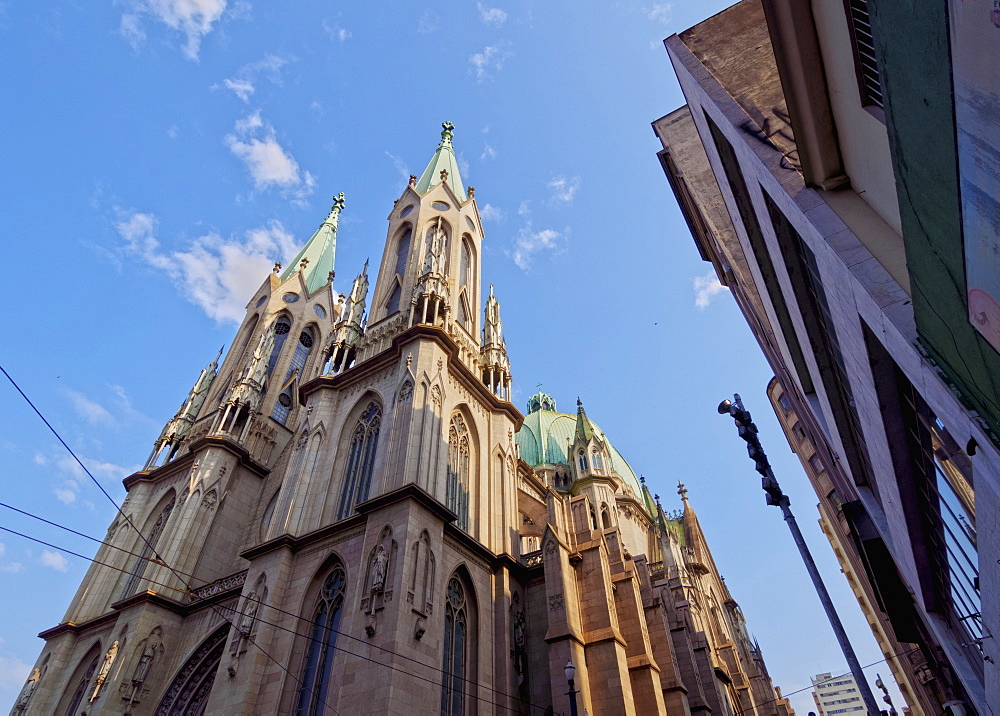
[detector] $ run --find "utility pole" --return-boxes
[718,393,882,716]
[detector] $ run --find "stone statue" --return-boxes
[89,639,119,702]
[13,667,40,712]
[371,545,388,593]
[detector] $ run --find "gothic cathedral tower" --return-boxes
[15,123,523,716]
[14,125,793,716]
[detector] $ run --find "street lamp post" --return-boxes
[718,393,883,716]
[564,661,579,716]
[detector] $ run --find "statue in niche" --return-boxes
[122,630,161,706]
[371,545,388,593]
[89,639,119,702]
[12,667,40,713]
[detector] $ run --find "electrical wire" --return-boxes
[1,508,549,715]
[0,366,343,715]
[0,501,199,582]
[0,524,540,715]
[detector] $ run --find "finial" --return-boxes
[300,257,310,271]
[440,169,449,183]
[327,270,335,283]
[439,121,455,148]
[273,262,282,274]
[362,258,369,273]
[677,481,689,502]
[331,192,345,214]
[468,186,475,198]
[640,475,646,485]
[577,397,583,408]
[489,283,494,297]
[409,174,417,187]
[654,493,661,504]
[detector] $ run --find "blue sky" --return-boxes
[0,1,904,712]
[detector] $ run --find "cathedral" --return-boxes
[13,124,793,715]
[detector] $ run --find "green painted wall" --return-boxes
[871,0,1000,444]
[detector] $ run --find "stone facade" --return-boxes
[13,125,791,716]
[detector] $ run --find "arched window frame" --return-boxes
[267,314,294,375]
[60,646,101,716]
[590,448,603,472]
[440,570,476,716]
[119,493,175,600]
[336,402,382,520]
[295,561,347,716]
[447,413,472,531]
[577,449,588,472]
[385,225,412,316]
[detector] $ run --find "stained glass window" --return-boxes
[336,403,382,519]
[296,566,346,716]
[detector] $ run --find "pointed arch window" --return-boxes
[440,573,475,716]
[120,496,175,600]
[385,227,411,316]
[447,414,471,531]
[577,449,588,472]
[155,624,229,715]
[591,449,603,472]
[267,316,293,375]
[285,328,315,381]
[459,238,472,289]
[296,564,346,716]
[63,651,100,716]
[336,403,382,520]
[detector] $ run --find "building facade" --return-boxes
[12,125,792,715]
[810,672,864,716]
[653,1,998,713]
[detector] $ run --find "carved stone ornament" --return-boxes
[544,540,557,556]
[201,490,218,510]
[548,593,564,611]
[414,617,426,640]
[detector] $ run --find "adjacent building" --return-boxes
[12,125,793,715]
[653,1,998,713]
[810,672,865,716]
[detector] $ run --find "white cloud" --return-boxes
[65,389,115,426]
[120,13,146,53]
[166,125,179,139]
[480,203,505,222]
[477,3,507,25]
[120,0,228,60]
[116,209,300,324]
[517,200,531,216]
[510,224,566,270]
[225,111,316,202]
[384,151,411,185]
[547,175,581,205]
[693,271,728,309]
[0,543,22,575]
[648,3,673,24]
[418,9,438,34]
[469,43,512,81]
[217,54,289,103]
[223,78,254,102]
[54,483,79,505]
[480,144,497,161]
[41,550,69,572]
[322,19,351,42]
[0,655,31,691]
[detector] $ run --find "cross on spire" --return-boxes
[677,481,689,502]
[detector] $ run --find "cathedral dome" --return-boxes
[517,394,645,500]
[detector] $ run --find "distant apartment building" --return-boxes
[653,0,998,713]
[811,672,865,715]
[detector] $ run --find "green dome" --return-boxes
[516,404,645,501]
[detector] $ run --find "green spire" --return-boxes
[575,397,595,442]
[280,192,344,294]
[414,122,467,200]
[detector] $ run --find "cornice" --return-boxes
[123,435,269,490]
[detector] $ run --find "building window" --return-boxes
[63,652,100,716]
[441,573,475,716]
[296,565,346,716]
[285,329,315,381]
[591,449,603,472]
[447,414,471,531]
[267,316,293,375]
[792,423,807,443]
[120,496,175,600]
[336,403,382,520]
[777,392,792,414]
[577,449,588,472]
[843,0,883,111]
[271,390,294,425]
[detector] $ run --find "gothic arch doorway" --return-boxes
[155,623,230,715]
